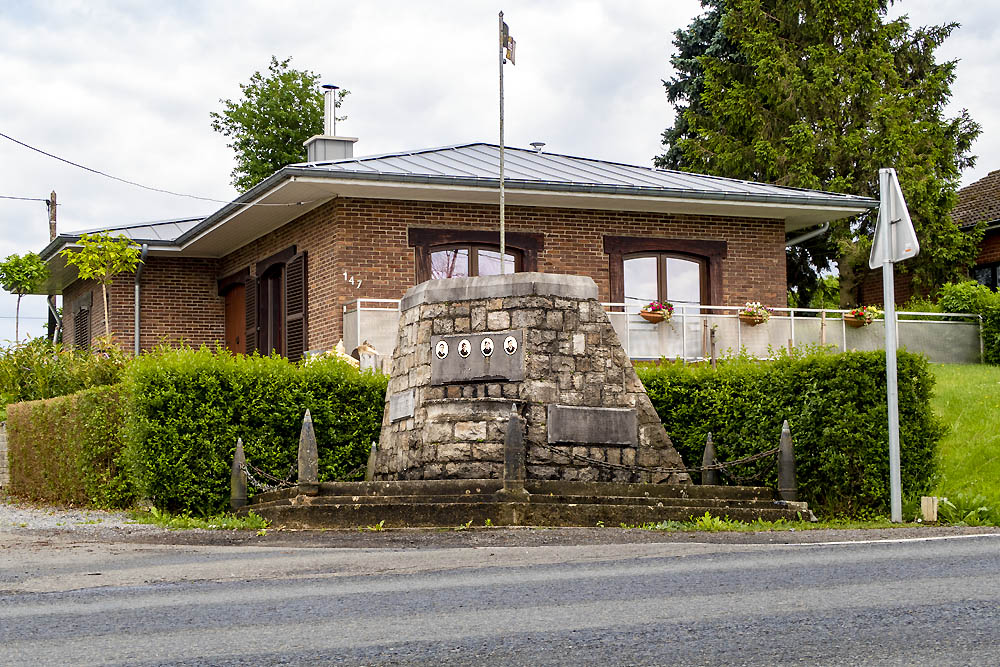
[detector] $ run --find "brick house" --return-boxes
[40,138,875,361]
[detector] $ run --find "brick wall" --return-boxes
[63,256,223,351]
[218,197,788,352]
[976,228,1000,265]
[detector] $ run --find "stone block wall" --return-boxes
[376,273,690,484]
[0,422,8,488]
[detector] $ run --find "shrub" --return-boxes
[122,346,387,514]
[638,349,944,517]
[936,281,1000,365]
[0,337,128,419]
[6,385,133,507]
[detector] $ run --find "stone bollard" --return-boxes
[701,432,719,486]
[500,405,529,500]
[298,409,319,495]
[777,420,798,502]
[230,437,247,510]
[365,441,378,482]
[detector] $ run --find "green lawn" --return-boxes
[929,364,1000,507]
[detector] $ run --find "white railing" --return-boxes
[342,298,984,366]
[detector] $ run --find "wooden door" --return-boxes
[224,284,246,354]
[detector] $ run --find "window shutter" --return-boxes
[244,275,258,355]
[284,251,308,363]
[73,307,90,348]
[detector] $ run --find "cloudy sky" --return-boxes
[1,0,997,342]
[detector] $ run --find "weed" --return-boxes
[361,519,386,532]
[126,508,269,531]
[484,518,494,527]
[454,519,474,531]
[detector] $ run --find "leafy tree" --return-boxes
[0,252,49,343]
[210,56,349,192]
[657,0,981,306]
[59,233,142,339]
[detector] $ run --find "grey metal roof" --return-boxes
[292,143,878,209]
[70,216,204,242]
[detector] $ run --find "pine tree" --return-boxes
[658,0,981,305]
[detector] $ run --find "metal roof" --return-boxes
[292,143,878,210]
[69,217,204,243]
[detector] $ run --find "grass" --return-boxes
[929,364,1000,510]
[126,507,269,531]
[621,512,896,532]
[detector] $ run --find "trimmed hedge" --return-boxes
[637,350,944,516]
[6,385,133,507]
[122,347,388,514]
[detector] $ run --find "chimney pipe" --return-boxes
[322,84,339,136]
[304,84,357,162]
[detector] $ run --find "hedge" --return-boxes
[121,347,388,514]
[6,385,133,507]
[637,349,944,516]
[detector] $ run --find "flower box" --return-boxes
[844,315,872,328]
[639,310,666,324]
[738,313,767,326]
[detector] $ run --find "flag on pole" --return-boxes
[502,22,515,64]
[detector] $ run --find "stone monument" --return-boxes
[374,272,690,485]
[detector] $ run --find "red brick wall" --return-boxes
[976,228,1000,265]
[215,197,787,352]
[63,257,223,351]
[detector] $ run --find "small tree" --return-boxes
[0,253,49,343]
[210,56,349,191]
[59,233,142,339]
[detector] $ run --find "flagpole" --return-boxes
[498,11,506,273]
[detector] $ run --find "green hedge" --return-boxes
[638,350,944,516]
[122,347,388,514]
[6,385,133,507]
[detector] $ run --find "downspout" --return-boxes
[134,244,148,355]
[785,221,830,248]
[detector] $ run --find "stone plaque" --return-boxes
[389,389,415,422]
[431,330,524,385]
[546,405,638,445]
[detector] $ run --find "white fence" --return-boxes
[343,299,983,366]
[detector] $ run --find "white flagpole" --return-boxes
[499,11,506,273]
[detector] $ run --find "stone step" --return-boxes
[249,493,786,511]
[248,500,809,530]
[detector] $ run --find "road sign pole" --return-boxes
[879,168,903,523]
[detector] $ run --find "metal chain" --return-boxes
[718,452,777,485]
[241,461,296,493]
[536,441,780,477]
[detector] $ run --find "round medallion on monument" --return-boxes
[458,339,471,358]
[503,335,518,355]
[435,340,449,359]
[481,337,494,357]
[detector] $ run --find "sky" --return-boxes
[1,0,998,343]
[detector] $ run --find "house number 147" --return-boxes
[343,271,363,289]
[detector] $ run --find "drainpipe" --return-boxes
[134,244,148,355]
[785,221,830,248]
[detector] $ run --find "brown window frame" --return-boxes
[604,236,726,306]
[623,252,707,307]
[408,227,543,283]
[427,243,524,279]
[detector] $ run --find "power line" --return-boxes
[0,194,50,203]
[0,131,322,208]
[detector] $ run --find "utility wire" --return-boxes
[0,194,51,203]
[0,131,321,208]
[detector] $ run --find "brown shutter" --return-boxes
[73,308,90,348]
[284,251,308,363]
[244,275,258,355]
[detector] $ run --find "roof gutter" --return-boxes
[785,221,831,248]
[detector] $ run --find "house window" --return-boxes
[430,245,519,279]
[604,235,727,308]
[259,263,284,355]
[973,262,999,290]
[409,227,543,283]
[623,254,703,311]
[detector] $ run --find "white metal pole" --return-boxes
[498,12,506,273]
[880,168,903,523]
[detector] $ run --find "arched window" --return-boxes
[604,235,726,309]
[623,253,704,312]
[431,244,520,279]
[408,228,543,283]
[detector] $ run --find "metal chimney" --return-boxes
[304,83,357,162]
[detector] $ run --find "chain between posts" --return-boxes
[536,441,780,478]
[242,461,296,493]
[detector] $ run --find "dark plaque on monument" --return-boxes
[430,330,524,385]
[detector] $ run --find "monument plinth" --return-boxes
[374,272,690,484]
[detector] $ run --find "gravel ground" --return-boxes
[3,491,999,549]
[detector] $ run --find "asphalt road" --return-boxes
[2,532,999,666]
